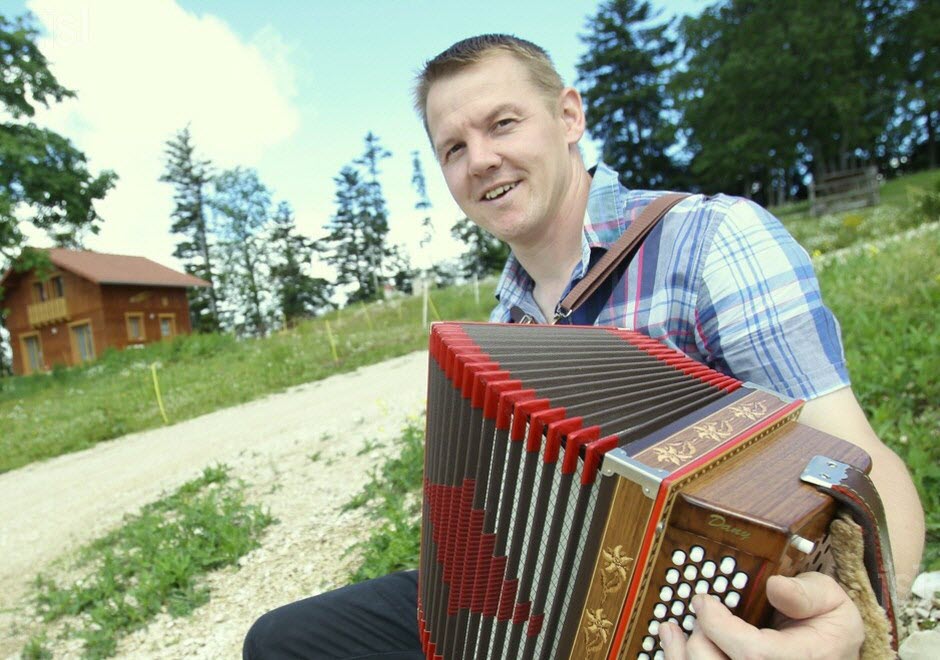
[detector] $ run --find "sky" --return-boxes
[2,0,706,275]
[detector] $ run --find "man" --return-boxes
[245,35,924,659]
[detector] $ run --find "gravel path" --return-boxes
[0,351,429,659]
[1,347,935,658]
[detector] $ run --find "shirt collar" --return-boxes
[495,162,624,305]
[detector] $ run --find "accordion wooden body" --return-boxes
[418,322,883,660]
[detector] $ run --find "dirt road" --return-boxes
[0,351,429,658]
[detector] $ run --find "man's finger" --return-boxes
[691,594,772,658]
[765,573,846,621]
[660,618,728,660]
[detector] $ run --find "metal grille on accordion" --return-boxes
[418,323,870,660]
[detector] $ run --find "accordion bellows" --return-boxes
[418,323,871,660]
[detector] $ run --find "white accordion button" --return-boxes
[659,586,673,601]
[672,550,687,565]
[713,576,728,593]
[732,572,749,589]
[648,620,660,635]
[665,568,680,584]
[671,601,685,616]
[720,556,736,574]
[677,583,692,599]
[682,614,696,631]
[643,636,656,651]
[724,592,741,608]
[701,560,716,578]
[683,565,698,581]
[655,651,665,660]
[695,580,709,595]
[638,654,650,660]
[689,545,705,562]
[654,603,667,619]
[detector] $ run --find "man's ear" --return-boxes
[558,87,586,145]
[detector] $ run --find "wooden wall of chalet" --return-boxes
[99,285,192,350]
[5,269,194,375]
[5,268,105,375]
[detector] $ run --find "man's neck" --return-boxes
[512,162,592,321]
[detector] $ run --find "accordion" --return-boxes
[418,322,896,660]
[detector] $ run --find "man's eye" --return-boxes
[495,118,515,129]
[445,143,463,159]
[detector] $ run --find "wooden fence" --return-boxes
[809,166,880,216]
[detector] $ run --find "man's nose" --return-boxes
[467,137,501,176]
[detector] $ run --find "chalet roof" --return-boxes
[0,248,211,289]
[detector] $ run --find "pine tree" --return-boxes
[577,0,683,189]
[411,151,433,248]
[269,201,332,325]
[159,126,220,332]
[323,167,372,303]
[355,132,393,299]
[323,133,394,303]
[210,168,273,336]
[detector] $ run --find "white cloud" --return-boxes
[24,0,300,267]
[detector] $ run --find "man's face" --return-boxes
[425,52,582,247]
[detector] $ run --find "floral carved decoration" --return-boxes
[584,608,614,655]
[728,400,768,421]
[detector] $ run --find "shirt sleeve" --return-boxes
[693,197,850,400]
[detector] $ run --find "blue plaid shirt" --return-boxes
[490,163,850,400]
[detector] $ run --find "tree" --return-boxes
[159,126,220,332]
[323,133,394,304]
[577,0,685,189]
[882,0,940,170]
[0,13,117,273]
[354,132,393,299]
[323,167,372,303]
[210,168,273,336]
[411,151,433,248]
[451,216,509,279]
[268,201,332,325]
[674,1,901,200]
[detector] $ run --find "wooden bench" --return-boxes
[809,166,880,216]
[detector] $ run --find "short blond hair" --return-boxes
[413,34,564,133]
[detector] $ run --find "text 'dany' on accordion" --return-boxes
[418,322,897,660]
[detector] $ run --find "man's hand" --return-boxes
[658,572,864,659]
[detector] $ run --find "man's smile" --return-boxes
[481,180,520,201]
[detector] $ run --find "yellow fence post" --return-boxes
[150,363,169,425]
[325,320,340,363]
[427,293,442,322]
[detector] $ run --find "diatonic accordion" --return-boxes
[418,322,874,660]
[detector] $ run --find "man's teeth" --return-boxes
[484,183,517,200]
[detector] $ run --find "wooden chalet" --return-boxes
[1,248,210,375]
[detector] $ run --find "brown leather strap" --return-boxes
[553,193,691,323]
[801,455,899,650]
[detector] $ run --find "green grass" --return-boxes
[0,281,494,473]
[343,418,425,583]
[26,465,274,658]
[770,168,940,255]
[817,224,940,570]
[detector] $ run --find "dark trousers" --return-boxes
[243,570,423,659]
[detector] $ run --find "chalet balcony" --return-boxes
[28,297,70,327]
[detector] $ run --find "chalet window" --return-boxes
[126,313,145,341]
[22,334,44,374]
[71,322,96,363]
[159,314,176,338]
[52,276,65,298]
[32,281,46,302]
